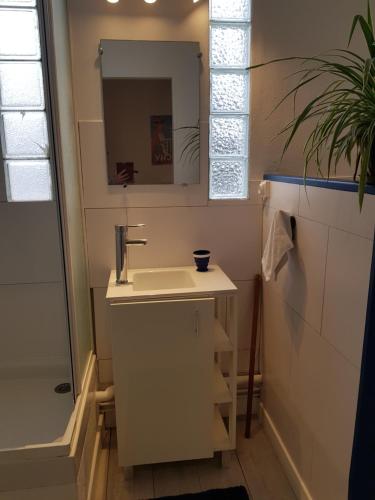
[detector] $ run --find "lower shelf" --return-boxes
[213,406,232,451]
[214,363,232,404]
[214,319,233,352]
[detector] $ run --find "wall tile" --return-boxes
[262,286,293,400]
[262,386,314,488]
[0,283,71,367]
[98,359,113,385]
[0,202,63,284]
[127,205,262,281]
[85,208,126,287]
[93,287,112,360]
[263,201,330,338]
[322,228,372,368]
[265,181,300,215]
[262,183,370,498]
[270,215,329,333]
[262,287,314,481]
[78,121,208,209]
[234,280,254,351]
[237,349,250,373]
[299,185,375,240]
[309,438,350,500]
[289,314,360,500]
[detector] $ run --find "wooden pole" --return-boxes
[245,274,262,438]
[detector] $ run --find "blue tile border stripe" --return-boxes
[263,174,375,195]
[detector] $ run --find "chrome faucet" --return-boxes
[115,224,147,284]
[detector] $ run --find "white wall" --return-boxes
[64,5,375,497]
[0,175,71,376]
[252,2,375,496]
[262,182,375,499]
[66,0,262,385]
[251,0,366,178]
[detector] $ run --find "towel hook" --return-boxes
[290,216,296,241]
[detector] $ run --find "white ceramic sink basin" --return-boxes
[107,266,237,301]
[132,269,196,291]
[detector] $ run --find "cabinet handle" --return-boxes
[195,310,199,337]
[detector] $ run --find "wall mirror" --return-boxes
[100,40,200,186]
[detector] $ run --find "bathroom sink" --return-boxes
[132,269,196,291]
[107,265,237,301]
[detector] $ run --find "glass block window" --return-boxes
[5,159,51,201]
[0,1,53,202]
[209,0,251,200]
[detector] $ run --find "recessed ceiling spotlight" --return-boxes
[107,0,119,3]
[144,0,157,3]
[193,0,200,3]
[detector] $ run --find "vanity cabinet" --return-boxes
[110,298,214,466]
[107,265,238,469]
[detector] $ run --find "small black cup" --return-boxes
[193,250,211,272]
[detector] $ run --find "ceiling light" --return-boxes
[144,0,157,3]
[107,0,119,3]
[193,0,200,2]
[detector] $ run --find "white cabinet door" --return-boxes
[110,297,214,466]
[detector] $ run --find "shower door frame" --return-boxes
[39,0,94,398]
[37,0,77,397]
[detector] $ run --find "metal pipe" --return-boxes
[96,385,115,404]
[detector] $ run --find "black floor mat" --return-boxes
[154,486,249,499]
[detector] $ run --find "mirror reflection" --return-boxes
[100,40,200,186]
[103,78,174,185]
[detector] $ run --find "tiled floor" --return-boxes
[102,419,296,500]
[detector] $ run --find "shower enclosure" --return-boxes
[0,1,93,487]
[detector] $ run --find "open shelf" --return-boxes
[213,406,231,451]
[214,319,233,353]
[214,363,232,404]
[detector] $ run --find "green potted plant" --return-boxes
[251,1,375,208]
[175,122,200,166]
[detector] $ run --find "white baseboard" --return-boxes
[260,404,313,500]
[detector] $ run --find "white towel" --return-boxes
[262,210,294,282]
